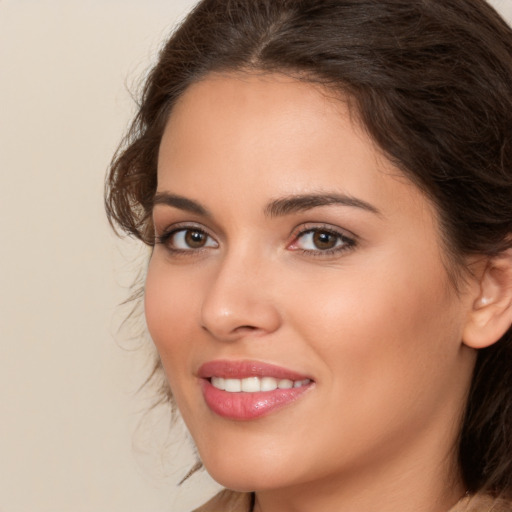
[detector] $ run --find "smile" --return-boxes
[198,360,314,420]
[210,376,312,393]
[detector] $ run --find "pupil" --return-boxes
[313,231,336,249]
[185,230,205,248]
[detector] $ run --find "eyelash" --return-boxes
[155,224,357,257]
[289,224,356,257]
[155,224,217,255]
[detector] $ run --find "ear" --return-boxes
[463,249,512,349]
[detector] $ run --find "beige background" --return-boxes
[0,1,511,511]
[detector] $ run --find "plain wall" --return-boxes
[1,1,511,511]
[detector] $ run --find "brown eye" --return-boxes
[165,228,218,251]
[290,227,354,255]
[312,231,338,250]
[184,230,208,248]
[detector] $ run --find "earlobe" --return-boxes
[463,249,512,349]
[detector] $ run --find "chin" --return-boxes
[206,468,282,493]
[199,446,300,493]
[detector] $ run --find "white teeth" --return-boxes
[277,379,293,389]
[211,376,311,393]
[260,377,278,391]
[211,377,225,390]
[241,377,260,392]
[224,378,242,392]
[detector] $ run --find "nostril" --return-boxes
[200,293,281,340]
[233,325,260,335]
[201,322,259,341]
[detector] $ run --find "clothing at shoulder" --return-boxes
[450,494,512,512]
[193,490,251,512]
[194,491,512,512]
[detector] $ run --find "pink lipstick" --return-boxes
[198,360,313,420]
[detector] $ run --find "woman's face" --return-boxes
[146,73,476,496]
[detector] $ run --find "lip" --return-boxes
[198,359,312,380]
[198,360,314,421]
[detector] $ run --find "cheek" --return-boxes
[144,258,198,370]
[144,258,207,425]
[275,255,463,469]
[289,248,460,398]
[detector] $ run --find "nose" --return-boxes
[200,252,282,342]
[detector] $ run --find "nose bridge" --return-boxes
[200,245,281,340]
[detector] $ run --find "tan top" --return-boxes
[450,494,512,512]
[193,491,512,512]
[193,490,251,512]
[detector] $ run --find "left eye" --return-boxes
[167,228,217,250]
[292,229,349,252]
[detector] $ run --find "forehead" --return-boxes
[159,73,441,224]
[158,72,407,199]
[161,72,348,159]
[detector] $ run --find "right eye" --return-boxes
[158,228,218,251]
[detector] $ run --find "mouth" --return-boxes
[198,360,314,420]
[210,376,312,393]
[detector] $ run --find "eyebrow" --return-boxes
[265,193,381,218]
[152,191,381,218]
[152,192,211,217]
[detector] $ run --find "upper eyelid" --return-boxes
[155,221,213,236]
[290,222,357,241]
[153,214,225,240]
[154,220,358,248]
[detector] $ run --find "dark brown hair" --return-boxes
[106,0,512,497]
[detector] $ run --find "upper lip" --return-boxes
[198,359,313,381]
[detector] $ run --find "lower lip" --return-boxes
[201,379,312,420]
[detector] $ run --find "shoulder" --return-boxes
[193,490,252,512]
[193,491,512,512]
[449,494,512,512]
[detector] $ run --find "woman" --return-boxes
[105,1,512,511]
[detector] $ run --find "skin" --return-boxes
[145,73,480,512]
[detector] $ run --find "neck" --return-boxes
[253,430,465,512]
[254,470,464,512]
